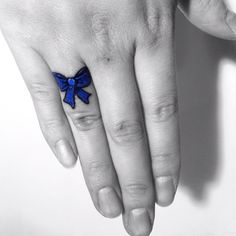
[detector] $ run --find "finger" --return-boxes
[135,1,180,207]
[8,44,77,168]
[89,57,155,236]
[46,53,123,218]
[178,0,236,40]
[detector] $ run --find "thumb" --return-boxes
[178,0,236,40]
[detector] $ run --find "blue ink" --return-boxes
[53,67,92,109]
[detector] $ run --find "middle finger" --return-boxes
[88,54,155,236]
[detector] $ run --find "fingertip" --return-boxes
[55,139,78,168]
[127,208,153,236]
[179,1,236,40]
[97,187,123,218]
[155,176,177,207]
[61,159,77,169]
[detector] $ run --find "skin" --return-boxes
[0,0,235,235]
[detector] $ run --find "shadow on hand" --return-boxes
[176,12,236,201]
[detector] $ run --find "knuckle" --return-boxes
[91,12,111,40]
[41,118,66,138]
[29,82,57,102]
[152,152,174,161]
[139,16,162,48]
[123,183,149,197]
[86,160,112,178]
[147,95,178,122]
[87,160,111,172]
[108,120,144,145]
[138,3,174,49]
[69,112,102,131]
[145,8,162,37]
[152,153,180,176]
[90,11,115,64]
[85,161,113,190]
[89,10,125,66]
[141,30,162,50]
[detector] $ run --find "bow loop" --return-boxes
[52,72,68,91]
[75,67,92,87]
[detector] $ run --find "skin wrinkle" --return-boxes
[109,120,144,145]
[146,0,161,35]
[91,12,110,45]
[137,0,169,49]
[83,2,135,65]
[86,4,115,63]
[70,113,103,131]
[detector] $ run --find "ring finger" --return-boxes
[41,50,123,218]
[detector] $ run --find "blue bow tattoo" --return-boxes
[53,67,92,109]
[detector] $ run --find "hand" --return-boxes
[0,0,235,236]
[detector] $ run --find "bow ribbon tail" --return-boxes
[64,85,76,108]
[77,88,91,104]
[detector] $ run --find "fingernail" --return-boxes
[155,176,176,207]
[226,10,236,34]
[98,187,122,218]
[128,208,152,236]
[55,140,77,168]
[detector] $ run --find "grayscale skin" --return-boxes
[0,0,235,235]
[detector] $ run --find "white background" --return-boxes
[1,3,236,236]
